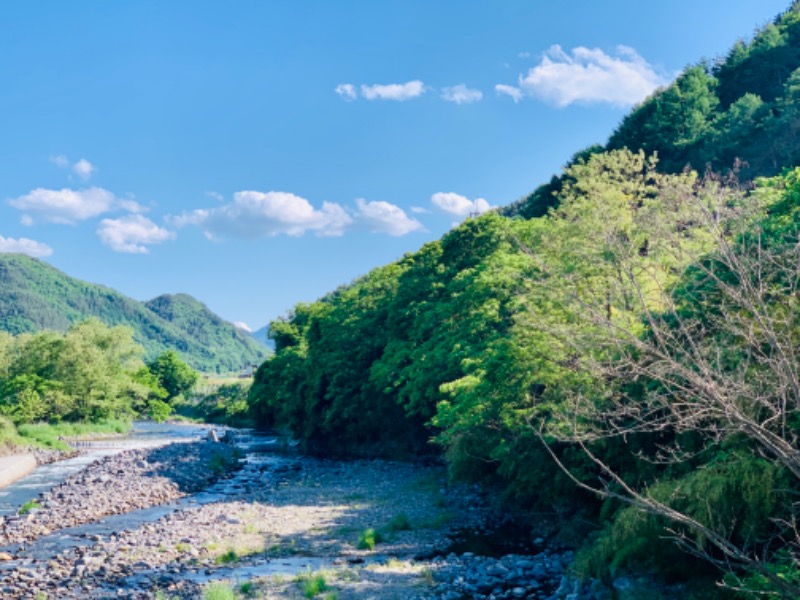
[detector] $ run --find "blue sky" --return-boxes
[0,1,790,330]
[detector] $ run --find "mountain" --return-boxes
[0,253,267,373]
[248,325,276,351]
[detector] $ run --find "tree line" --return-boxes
[0,319,197,426]
[248,150,800,596]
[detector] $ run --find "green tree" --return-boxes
[148,350,198,401]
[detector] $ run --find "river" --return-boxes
[0,421,211,517]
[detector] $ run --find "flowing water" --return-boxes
[0,424,297,575]
[0,421,210,517]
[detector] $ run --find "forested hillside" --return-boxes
[249,3,800,597]
[505,1,800,220]
[0,254,266,373]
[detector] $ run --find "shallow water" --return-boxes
[0,440,283,565]
[0,421,208,517]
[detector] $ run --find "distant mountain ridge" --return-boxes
[0,253,267,373]
[248,324,276,351]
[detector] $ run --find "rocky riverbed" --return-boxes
[0,440,614,599]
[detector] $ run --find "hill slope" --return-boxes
[248,324,276,351]
[0,253,266,372]
[248,4,800,595]
[505,1,800,219]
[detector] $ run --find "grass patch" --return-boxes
[385,513,412,532]
[202,582,235,600]
[418,510,454,530]
[297,569,329,598]
[357,528,383,551]
[18,499,40,515]
[214,548,238,565]
[208,450,238,475]
[17,418,130,450]
[0,417,27,449]
[242,522,258,534]
[238,581,255,596]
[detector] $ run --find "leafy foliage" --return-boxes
[246,5,800,596]
[147,350,198,401]
[0,319,155,425]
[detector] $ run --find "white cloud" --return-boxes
[495,84,523,103]
[355,199,423,236]
[517,44,666,107]
[234,321,253,332]
[0,235,53,257]
[72,158,96,181]
[361,80,425,101]
[50,155,69,169]
[441,84,483,105]
[431,192,493,218]
[97,214,175,254]
[119,198,146,213]
[170,191,353,239]
[205,191,225,202]
[49,155,98,181]
[335,83,357,101]
[410,206,429,214]
[8,187,143,224]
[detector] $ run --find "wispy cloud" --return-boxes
[50,155,97,181]
[431,192,493,218]
[356,199,423,236]
[9,187,144,225]
[513,44,667,107]
[441,84,483,105]
[360,80,425,101]
[495,84,523,103]
[97,214,175,254]
[410,206,429,214]
[169,191,353,239]
[0,235,53,257]
[335,83,357,101]
[49,155,69,169]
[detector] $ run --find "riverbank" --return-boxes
[0,455,36,490]
[0,449,83,492]
[0,437,618,599]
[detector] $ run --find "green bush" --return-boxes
[357,528,383,550]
